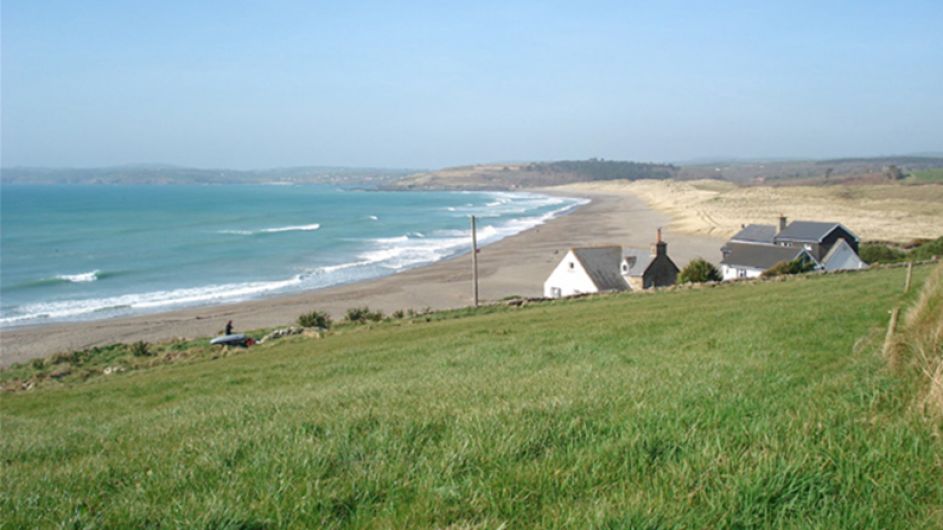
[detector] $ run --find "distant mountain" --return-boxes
[0,165,417,186]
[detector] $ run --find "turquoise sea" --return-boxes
[0,184,586,326]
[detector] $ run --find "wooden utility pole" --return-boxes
[471,215,479,307]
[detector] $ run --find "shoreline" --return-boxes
[1,189,724,366]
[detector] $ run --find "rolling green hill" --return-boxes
[2,266,941,528]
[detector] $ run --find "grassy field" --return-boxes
[911,169,943,183]
[2,266,942,528]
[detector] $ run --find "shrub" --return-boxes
[345,306,384,323]
[859,242,906,264]
[297,310,332,329]
[762,258,816,278]
[31,358,45,370]
[391,309,405,319]
[678,258,721,283]
[130,341,152,357]
[910,237,943,261]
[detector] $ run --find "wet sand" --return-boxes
[1,189,723,366]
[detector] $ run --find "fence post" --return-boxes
[904,261,913,293]
[882,306,901,362]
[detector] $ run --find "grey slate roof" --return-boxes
[730,224,776,244]
[571,247,629,291]
[622,248,654,277]
[721,243,810,270]
[775,221,855,243]
[821,238,867,271]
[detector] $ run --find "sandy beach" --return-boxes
[1,189,722,366]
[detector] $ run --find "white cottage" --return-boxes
[543,246,627,298]
[719,216,867,280]
[720,243,816,280]
[543,232,680,298]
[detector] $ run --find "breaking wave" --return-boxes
[0,276,308,325]
[313,193,589,275]
[56,270,101,283]
[219,223,320,235]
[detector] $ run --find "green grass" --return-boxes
[2,267,942,528]
[910,168,943,182]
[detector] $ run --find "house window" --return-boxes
[551,287,562,298]
[622,263,628,272]
[738,268,747,278]
[569,262,574,270]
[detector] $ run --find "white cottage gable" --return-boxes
[543,249,604,298]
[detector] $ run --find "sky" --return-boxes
[2,0,942,169]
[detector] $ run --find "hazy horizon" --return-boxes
[5,151,943,174]
[3,1,942,169]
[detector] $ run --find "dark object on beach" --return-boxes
[210,334,251,347]
[225,320,233,335]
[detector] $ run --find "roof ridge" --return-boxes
[570,244,623,251]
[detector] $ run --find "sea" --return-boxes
[0,184,587,327]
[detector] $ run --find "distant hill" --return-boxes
[6,155,942,188]
[0,165,415,186]
[394,156,943,190]
[394,159,679,190]
[677,156,943,184]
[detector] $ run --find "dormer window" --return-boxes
[569,262,574,269]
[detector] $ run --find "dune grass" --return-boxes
[1,266,942,528]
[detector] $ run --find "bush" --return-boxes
[910,237,943,261]
[859,242,906,264]
[762,258,816,278]
[391,309,405,319]
[678,258,721,283]
[297,310,332,329]
[344,306,384,324]
[130,341,152,357]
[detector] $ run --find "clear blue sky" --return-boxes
[2,0,941,169]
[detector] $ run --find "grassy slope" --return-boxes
[2,267,941,528]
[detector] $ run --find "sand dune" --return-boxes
[556,179,943,243]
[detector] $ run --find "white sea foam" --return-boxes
[368,215,379,220]
[0,276,307,325]
[322,193,588,275]
[259,223,321,234]
[55,271,100,283]
[445,191,570,218]
[219,223,320,235]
